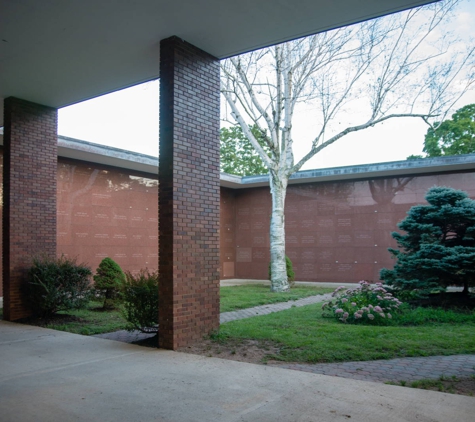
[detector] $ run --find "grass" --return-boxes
[217,303,475,363]
[0,283,332,335]
[220,283,334,312]
[23,301,128,336]
[386,375,475,397]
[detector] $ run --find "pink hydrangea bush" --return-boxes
[322,281,403,324]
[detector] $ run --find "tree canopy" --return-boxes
[220,125,269,176]
[423,103,475,157]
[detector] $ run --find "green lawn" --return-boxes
[220,284,334,312]
[0,284,333,335]
[217,303,475,363]
[25,301,128,336]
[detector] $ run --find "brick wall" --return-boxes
[227,172,475,282]
[2,97,57,321]
[158,37,220,349]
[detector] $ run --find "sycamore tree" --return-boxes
[221,0,475,292]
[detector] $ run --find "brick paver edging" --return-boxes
[271,354,475,383]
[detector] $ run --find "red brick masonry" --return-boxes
[2,98,57,321]
[158,37,221,349]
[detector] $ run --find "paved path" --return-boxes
[271,354,475,383]
[219,292,333,323]
[93,293,475,384]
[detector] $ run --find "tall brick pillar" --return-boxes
[158,37,220,349]
[3,97,57,321]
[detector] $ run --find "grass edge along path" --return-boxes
[217,302,475,364]
[220,284,335,312]
[1,283,334,335]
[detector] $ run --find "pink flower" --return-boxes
[387,313,392,319]
[335,309,344,314]
[354,313,362,319]
[341,298,348,303]
[379,312,385,318]
[367,314,375,320]
[343,312,349,318]
[351,302,357,306]
[368,304,374,309]
[374,306,383,313]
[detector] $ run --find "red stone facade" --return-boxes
[57,158,159,275]
[2,98,57,321]
[221,171,475,282]
[158,37,221,349]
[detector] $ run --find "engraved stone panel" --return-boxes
[318,234,333,244]
[338,234,352,243]
[236,248,252,263]
[301,235,315,244]
[337,218,351,227]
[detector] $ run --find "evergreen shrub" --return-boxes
[27,255,92,317]
[93,257,125,309]
[380,186,475,296]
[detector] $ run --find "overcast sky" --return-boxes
[58,0,475,170]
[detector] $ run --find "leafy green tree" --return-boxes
[93,257,125,309]
[423,104,475,157]
[380,186,475,295]
[220,125,270,176]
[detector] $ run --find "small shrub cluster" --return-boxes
[27,255,92,317]
[93,257,125,309]
[122,269,159,333]
[322,281,403,324]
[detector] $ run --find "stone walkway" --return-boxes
[271,355,475,383]
[93,293,475,384]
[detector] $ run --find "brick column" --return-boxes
[158,37,220,349]
[3,97,57,321]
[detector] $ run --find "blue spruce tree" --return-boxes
[380,186,475,295]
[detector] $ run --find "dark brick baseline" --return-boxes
[3,97,57,321]
[158,37,221,350]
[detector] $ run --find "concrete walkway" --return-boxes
[1,320,473,422]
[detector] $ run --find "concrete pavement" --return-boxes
[1,320,474,422]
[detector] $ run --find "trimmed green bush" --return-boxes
[93,257,125,309]
[27,255,92,317]
[269,256,296,287]
[122,269,159,333]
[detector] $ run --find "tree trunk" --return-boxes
[269,171,290,292]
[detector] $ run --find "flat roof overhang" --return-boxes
[1,0,437,126]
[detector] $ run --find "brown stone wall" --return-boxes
[57,158,159,276]
[158,37,220,349]
[2,98,57,320]
[220,188,236,278]
[231,171,475,283]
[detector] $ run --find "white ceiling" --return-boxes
[0,0,437,126]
